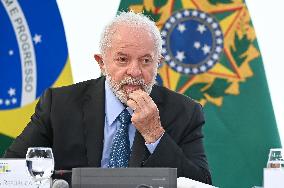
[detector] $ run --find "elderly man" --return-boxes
[4,12,212,184]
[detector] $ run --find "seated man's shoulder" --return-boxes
[152,84,201,109]
[40,77,104,106]
[50,77,103,95]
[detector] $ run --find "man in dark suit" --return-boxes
[4,11,211,184]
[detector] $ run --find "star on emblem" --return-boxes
[212,22,218,29]
[170,61,176,67]
[197,24,206,34]
[5,99,10,106]
[8,50,14,56]
[200,13,206,19]
[194,41,201,49]
[207,17,213,23]
[177,24,186,33]
[217,38,223,44]
[183,10,190,16]
[175,51,185,62]
[165,55,170,61]
[165,23,171,29]
[170,17,176,23]
[33,34,42,44]
[11,98,17,104]
[8,88,16,96]
[176,13,182,19]
[192,10,198,16]
[202,44,211,55]
[177,66,183,72]
[215,30,222,36]
[0,99,3,105]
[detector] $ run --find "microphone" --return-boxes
[53,170,72,186]
[52,179,69,188]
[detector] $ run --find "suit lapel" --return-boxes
[82,77,105,167]
[151,85,169,130]
[129,131,147,167]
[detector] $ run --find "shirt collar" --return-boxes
[105,80,133,126]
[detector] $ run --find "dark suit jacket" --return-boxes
[4,76,211,184]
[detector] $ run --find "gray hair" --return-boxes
[99,11,162,58]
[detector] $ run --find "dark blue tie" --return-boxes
[108,108,131,168]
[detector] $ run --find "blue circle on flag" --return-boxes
[161,9,224,75]
[0,1,68,110]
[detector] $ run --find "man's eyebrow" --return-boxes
[116,52,128,56]
[139,54,153,58]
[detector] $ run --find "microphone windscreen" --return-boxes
[52,179,69,188]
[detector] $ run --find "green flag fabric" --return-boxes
[118,0,281,187]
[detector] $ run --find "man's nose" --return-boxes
[126,61,142,77]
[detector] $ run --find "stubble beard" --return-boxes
[104,72,157,104]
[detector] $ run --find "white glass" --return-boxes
[267,148,284,168]
[26,147,54,187]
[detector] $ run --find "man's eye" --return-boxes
[142,58,151,64]
[116,57,127,63]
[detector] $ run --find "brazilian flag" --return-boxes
[0,1,72,155]
[118,0,281,187]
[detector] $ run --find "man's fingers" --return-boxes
[127,99,139,111]
[138,90,153,105]
[128,90,147,110]
[128,90,159,122]
[131,90,157,112]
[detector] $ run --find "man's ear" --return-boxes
[94,54,105,73]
